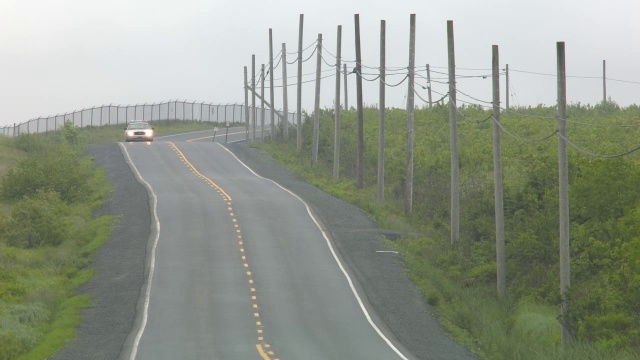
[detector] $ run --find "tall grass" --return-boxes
[255,104,640,359]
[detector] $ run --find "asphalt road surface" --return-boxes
[52,129,477,360]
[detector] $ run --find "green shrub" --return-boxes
[0,270,26,302]
[2,190,70,248]
[0,147,91,204]
[0,333,22,360]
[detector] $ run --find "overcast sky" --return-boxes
[1,0,639,127]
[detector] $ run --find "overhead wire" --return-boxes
[557,131,640,158]
[510,68,640,85]
[491,116,559,143]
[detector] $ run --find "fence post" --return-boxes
[447,20,460,243]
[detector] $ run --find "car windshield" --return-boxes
[128,123,150,130]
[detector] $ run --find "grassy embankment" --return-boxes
[0,120,221,359]
[255,102,640,360]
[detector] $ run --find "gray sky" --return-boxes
[1,0,639,127]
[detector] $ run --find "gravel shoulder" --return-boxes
[51,141,477,360]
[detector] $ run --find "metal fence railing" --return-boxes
[0,100,297,137]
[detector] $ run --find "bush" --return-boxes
[0,147,91,204]
[2,190,70,248]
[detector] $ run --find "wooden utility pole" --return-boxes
[333,25,342,180]
[603,59,607,103]
[282,43,289,141]
[312,33,322,165]
[557,41,572,348]
[426,64,432,108]
[355,14,364,189]
[343,63,349,110]
[405,14,416,215]
[505,64,510,110]
[377,19,386,204]
[269,29,275,137]
[252,55,256,142]
[297,14,304,149]
[492,45,506,300]
[261,63,266,142]
[447,20,460,244]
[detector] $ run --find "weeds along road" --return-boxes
[53,129,476,360]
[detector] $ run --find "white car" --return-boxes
[124,121,154,142]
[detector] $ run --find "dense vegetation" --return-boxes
[0,120,219,359]
[258,101,640,359]
[0,122,111,359]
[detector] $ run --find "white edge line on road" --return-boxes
[118,143,161,360]
[218,144,410,360]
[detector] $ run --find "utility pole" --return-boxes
[312,33,322,165]
[603,59,607,103]
[426,64,432,108]
[557,41,572,348]
[244,66,249,141]
[297,14,304,149]
[405,14,416,215]
[343,63,349,110]
[492,45,506,300]
[333,25,342,180]
[252,55,256,142]
[269,29,275,137]
[282,43,289,142]
[447,20,460,244]
[505,64,510,110]
[261,63,265,142]
[378,19,386,204]
[355,14,364,189]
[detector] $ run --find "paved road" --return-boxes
[52,129,476,360]
[119,138,413,359]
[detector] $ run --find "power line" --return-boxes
[557,131,640,158]
[287,40,318,55]
[492,116,559,143]
[511,68,640,85]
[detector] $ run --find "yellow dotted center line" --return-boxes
[168,142,233,201]
[168,141,278,359]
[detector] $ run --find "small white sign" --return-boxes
[214,127,219,132]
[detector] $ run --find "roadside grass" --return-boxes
[0,120,243,359]
[254,140,639,360]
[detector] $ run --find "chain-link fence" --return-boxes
[0,100,296,137]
